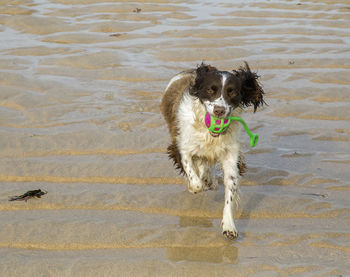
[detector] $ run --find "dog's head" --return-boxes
[189,62,265,118]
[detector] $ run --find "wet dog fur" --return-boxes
[161,62,264,240]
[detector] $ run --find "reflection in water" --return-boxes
[179,216,213,228]
[167,246,238,264]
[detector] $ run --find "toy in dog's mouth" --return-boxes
[204,112,259,147]
[205,112,230,137]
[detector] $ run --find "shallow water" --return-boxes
[0,0,349,276]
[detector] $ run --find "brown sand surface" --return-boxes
[0,0,349,276]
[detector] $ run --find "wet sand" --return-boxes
[0,0,349,276]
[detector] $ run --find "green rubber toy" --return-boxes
[205,112,259,147]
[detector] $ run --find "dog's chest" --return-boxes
[177,94,238,161]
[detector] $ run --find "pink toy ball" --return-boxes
[205,112,211,128]
[205,112,231,133]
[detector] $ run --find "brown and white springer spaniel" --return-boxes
[161,62,265,240]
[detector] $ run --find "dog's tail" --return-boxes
[167,142,185,175]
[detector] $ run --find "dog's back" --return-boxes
[161,69,196,173]
[161,69,195,139]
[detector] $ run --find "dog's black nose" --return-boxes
[213,106,226,117]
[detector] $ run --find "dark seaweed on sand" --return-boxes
[8,189,47,202]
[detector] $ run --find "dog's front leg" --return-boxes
[221,149,240,240]
[195,158,218,191]
[181,154,204,194]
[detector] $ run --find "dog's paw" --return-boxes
[187,178,204,194]
[223,229,238,240]
[222,219,238,240]
[203,177,218,191]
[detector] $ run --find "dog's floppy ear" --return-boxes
[189,63,217,97]
[234,62,265,112]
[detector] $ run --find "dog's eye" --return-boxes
[209,85,218,93]
[227,87,236,95]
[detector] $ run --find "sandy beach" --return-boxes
[0,0,349,276]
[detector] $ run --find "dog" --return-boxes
[161,62,265,240]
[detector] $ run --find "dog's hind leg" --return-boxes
[167,142,185,175]
[221,149,240,240]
